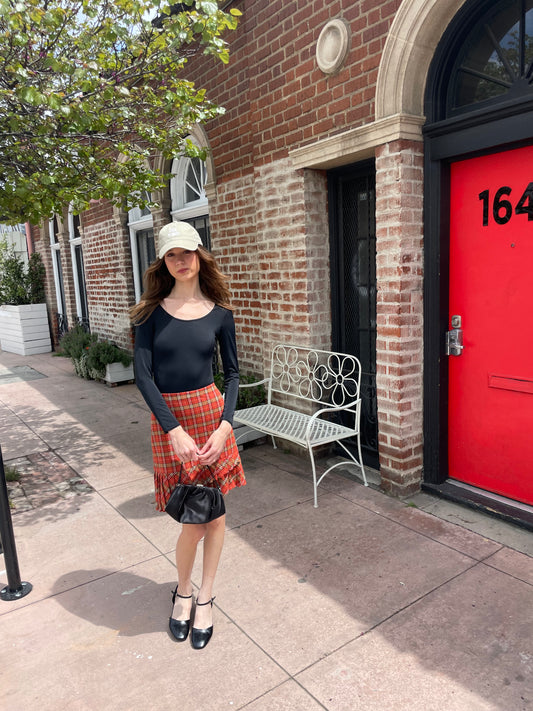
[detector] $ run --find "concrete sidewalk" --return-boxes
[0,351,531,711]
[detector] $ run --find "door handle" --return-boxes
[446,315,463,356]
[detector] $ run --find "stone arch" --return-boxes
[375,0,469,120]
[152,123,216,202]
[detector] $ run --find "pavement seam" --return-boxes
[77,472,154,494]
[211,600,330,711]
[480,557,533,588]
[236,679,329,710]
[291,558,485,678]
[243,449,525,559]
[0,554,169,617]
[226,498,316,532]
[0,399,52,456]
[326,488,510,563]
[90,486,173,559]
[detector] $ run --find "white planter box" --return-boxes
[104,361,134,385]
[0,303,51,355]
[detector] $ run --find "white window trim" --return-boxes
[170,144,209,220]
[68,209,84,319]
[128,212,153,303]
[170,203,209,221]
[48,219,64,316]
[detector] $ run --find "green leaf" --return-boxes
[18,86,39,104]
[199,1,218,15]
[47,94,63,110]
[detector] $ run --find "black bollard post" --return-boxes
[0,445,32,601]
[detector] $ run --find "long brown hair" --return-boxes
[129,246,232,325]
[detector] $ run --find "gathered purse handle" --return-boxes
[178,463,219,489]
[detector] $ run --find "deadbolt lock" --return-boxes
[446,315,464,356]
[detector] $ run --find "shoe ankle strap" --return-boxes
[196,596,215,607]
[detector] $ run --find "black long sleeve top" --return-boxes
[134,304,239,433]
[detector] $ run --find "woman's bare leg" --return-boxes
[172,523,206,620]
[193,515,225,629]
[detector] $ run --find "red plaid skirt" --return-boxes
[151,383,246,511]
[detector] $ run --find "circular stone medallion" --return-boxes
[316,18,350,75]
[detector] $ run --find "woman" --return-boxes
[130,221,246,650]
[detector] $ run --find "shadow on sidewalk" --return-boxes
[51,568,173,638]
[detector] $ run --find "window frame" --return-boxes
[68,209,89,324]
[170,150,209,221]
[128,200,154,302]
[48,218,65,316]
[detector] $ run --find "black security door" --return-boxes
[329,162,379,469]
[74,242,89,329]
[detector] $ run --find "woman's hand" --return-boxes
[197,420,232,466]
[168,425,200,462]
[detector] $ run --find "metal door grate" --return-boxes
[329,163,379,469]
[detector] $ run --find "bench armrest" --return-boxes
[311,400,361,417]
[238,377,270,389]
[305,400,361,440]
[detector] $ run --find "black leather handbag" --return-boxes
[165,466,225,524]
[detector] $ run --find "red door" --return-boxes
[448,145,533,506]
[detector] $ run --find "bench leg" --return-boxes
[334,439,367,486]
[308,437,367,508]
[306,448,319,508]
[313,437,368,503]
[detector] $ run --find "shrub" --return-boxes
[60,327,132,380]
[0,241,46,305]
[85,339,132,378]
[26,252,46,304]
[214,372,266,409]
[58,324,97,360]
[72,351,97,380]
[0,242,26,305]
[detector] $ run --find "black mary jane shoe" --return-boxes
[169,586,193,642]
[191,597,215,650]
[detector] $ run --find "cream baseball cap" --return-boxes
[158,222,203,259]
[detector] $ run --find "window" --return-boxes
[49,217,67,336]
[68,209,89,329]
[448,0,533,114]
[171,155,208,214]
[170,143,211,249]
[128,195,154,302]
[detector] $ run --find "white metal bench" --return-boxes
[233,344,367,507]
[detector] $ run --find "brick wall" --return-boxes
[252,159,332,366]
[185,0,401,181]
[375,139,424,496]
[190,1,427,492]
[303,167,330,350]
[205,156,330,383]
[81,202,135,349]
[208,174,259,376]
[29,223,57,342]
[247,0,397,160]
